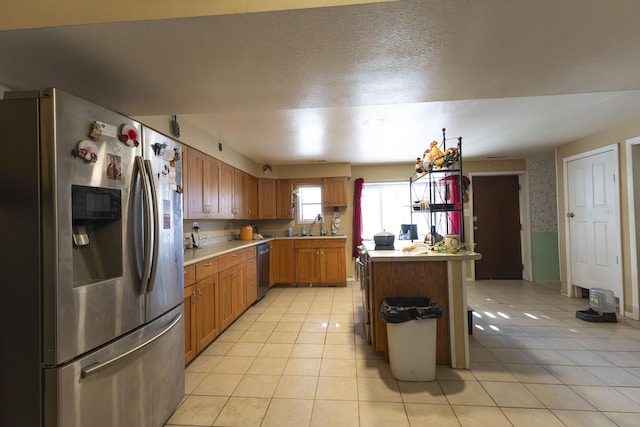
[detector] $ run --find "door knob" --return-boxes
[567,212,575,218]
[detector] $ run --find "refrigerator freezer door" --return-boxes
[34,89,147,365]
[141,127,184,321]
[44,305,185,427]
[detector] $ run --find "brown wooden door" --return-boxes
[473,175,522,279]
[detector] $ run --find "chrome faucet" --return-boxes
[313,214,326,236]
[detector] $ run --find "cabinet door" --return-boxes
[196,274,218,352]
[295,247,322,283]
[276,179,294,219]
[220,162,235,219]
[232,265,247,318]
[271,240,295,285]
[246,174,258,220]
[246,253,258,305]
[180,143,188,215]
[218,268,235,331]
[321,247,346,283]
[233,169,246,219]
[185,147,210,218]
[207,157,222,218]
[258,179,277,219]
[323,177,348,207]
[184,284,197,365]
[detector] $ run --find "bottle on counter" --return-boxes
[287,226,293,237]
[301,226,307,236]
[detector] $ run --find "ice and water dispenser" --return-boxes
[71,185,123,286]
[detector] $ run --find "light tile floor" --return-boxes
[166,279,640,426]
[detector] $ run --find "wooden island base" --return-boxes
[371,260,450,364]
[366,248,481,369]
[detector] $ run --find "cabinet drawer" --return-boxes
[184,265,196,287]
[294,239,345,249]
[218,249,247,271]
[195,258,219,282]
[245,246,257,258]
[294,239,324,249]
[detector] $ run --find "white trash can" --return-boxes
[379,297,443,382]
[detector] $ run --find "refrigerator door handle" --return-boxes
[80,313,182,378]
[144,159,160,292]
[136,156,153,294]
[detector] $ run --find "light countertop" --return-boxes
[184,235,347,266]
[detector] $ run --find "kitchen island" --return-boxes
[364,244,481,369]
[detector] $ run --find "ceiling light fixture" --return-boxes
[365,118,384,127]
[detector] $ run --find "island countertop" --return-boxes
[364,241,481,262]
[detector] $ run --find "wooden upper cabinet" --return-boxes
[185,146,221,219]
[179,143,187,214]
[258,179,277,219]
[219,161,235,219]
[233,169,246,219]
[233,169,258,220]
[276,179,294,219]
[323,177,348,207]
[246,174,258,220]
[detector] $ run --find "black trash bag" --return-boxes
[379,297,444,323]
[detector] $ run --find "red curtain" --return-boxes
[352,178,364,258]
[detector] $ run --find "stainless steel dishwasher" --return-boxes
[257,243,270,300]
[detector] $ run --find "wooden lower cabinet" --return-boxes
[219,266,246,330]
[294,239,346,285]
[232,266,247,317]
[183,284,197,365]
[195,274,218,352]
[246,247,258,304]
[271,240,295,285]
[184,263,220,366]
[322,245,347,283]
[295,247,322,283]
[218,268,235,332]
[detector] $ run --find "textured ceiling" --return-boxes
[2,0,640,164]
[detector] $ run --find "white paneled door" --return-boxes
[566,147,622,313]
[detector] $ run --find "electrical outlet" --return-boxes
[192,222,199,229]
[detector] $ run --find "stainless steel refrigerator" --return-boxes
[0,88,185,426]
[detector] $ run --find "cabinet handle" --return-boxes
[204,261,212,267]
[232,253,237,257]
[191,291,197,304]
